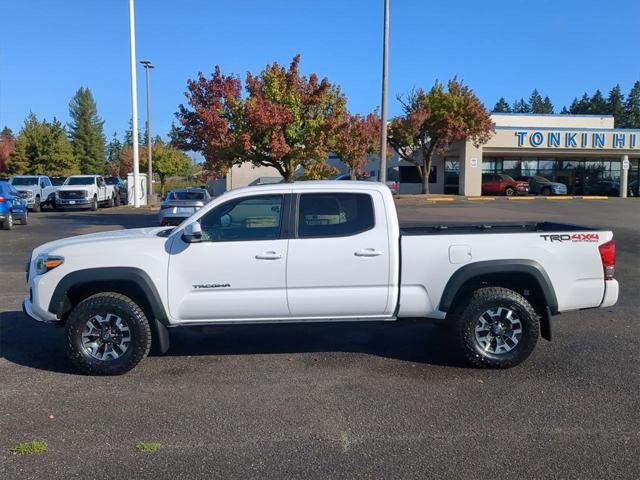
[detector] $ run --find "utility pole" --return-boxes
[140,60,154,205]
[378,0,390,183]
[128,0,141,207]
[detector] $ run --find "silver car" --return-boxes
[159,188,211,226]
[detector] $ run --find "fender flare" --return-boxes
[48,267,170,353]
[438,259,558,315]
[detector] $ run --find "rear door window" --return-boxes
[297,193,374,238]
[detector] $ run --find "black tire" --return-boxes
[33,195,41,212]
[19,211,28,225]
[504,187,515,197]
[65,292,152,375]
[451,287,539,369]
[91,196,98,211]
[541,187,551,196]
[2,212,13,230]
[107,195,115,208]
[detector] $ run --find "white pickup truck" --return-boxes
[56,175,117,211]
[23,181,619,375]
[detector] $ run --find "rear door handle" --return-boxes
[354,248,383,257]
[255,251,283,260]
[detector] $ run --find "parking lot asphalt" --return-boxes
[1,200,639,479]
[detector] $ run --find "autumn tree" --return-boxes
[0,127,16,173]
[176,55,347,182]
[332,113,380,179]
[109,144,148,178]
[388,79,493,194]
[68,87,106,174]
[152,139,193,194]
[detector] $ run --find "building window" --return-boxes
[399,165,437,183]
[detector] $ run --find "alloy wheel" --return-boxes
[474,307,523,354]
[81,313,132,361]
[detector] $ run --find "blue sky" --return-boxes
[1,0,639,140]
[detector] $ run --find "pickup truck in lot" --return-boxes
[23,182,619,375]
[10,175,56,211]
[56,175,117,211]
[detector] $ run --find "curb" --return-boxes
[506,196,536,200]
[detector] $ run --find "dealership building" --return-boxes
[220,113,639,197]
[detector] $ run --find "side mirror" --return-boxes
[182,222,202,243]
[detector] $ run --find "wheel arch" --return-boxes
[49,267,170,353]
[439,260,557,340]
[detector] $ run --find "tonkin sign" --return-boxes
[515,130,639,150]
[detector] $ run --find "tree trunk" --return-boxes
[349,168,357,180]
[421,165,429,195]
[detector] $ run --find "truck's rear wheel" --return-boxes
[64,293,152,375]
[451,287,539,369]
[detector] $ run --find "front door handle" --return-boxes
[354,248,383,257]
[255,251,283,260]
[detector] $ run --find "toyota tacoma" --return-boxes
[23,182,619,374]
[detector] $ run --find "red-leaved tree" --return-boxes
[388,79,494,194]
[333,113,381,179]
[176,55,347,181]
[0,127,16,174]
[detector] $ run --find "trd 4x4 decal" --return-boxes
[540,233,600,243]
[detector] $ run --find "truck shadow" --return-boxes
[0,311,463,374]
[36,209,157,230]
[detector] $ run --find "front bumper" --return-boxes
[600,279,619,308]
[56,198,91,208]
[22,298,59,324]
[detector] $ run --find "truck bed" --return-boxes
[400,221,595,236]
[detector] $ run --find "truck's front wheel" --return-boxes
[91,196,98,211]
[64,293,152,375]
[451,287,539,369]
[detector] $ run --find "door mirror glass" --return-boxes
[182,222,202,243]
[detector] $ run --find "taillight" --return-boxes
[598,240,615,280]
[0,196,5,203]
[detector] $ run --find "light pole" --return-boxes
[128,0,141,207]
[378,0,390,183]
[140,60,154,204]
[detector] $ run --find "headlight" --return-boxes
[34,254,64,275]
[26,190,34,198]
[83,190,89,198]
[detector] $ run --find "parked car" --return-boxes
[0,181,29,229]
[105,176,128,205]
[522,176,568,196]
[334,173,399,195]
[56,175,117,211]
[481,173,530,196]
[10,175,56,211]
[23,181,618,375]
[159,188,211,226]
[584,180,620,196]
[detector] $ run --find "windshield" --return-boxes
[500,174,516,182]
[65,177,95,186]
[11,177,38,186]
[533,176,551,183]
[168,191,205,201]
[105,177,119,185]
[51,177,66,186]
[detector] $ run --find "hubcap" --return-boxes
[474,307,522,354]
[81,313,131,361]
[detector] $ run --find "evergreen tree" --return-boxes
[123,118,143,146]
[560,106,570,114]
[492,97,511,113]
[570,93,591,114]
[528,89,545,113]
[540,96,554,114]
[512,98,531,113]
[606,85,625,127]
[8,113,78,175]
[0,126,16,173]
[68,87,106,174]
[106,132,123,167]
[623,81,640,128]
[168,122,183,148]
[589,89,607,114]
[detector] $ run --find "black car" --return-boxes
[105,176,128,205]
